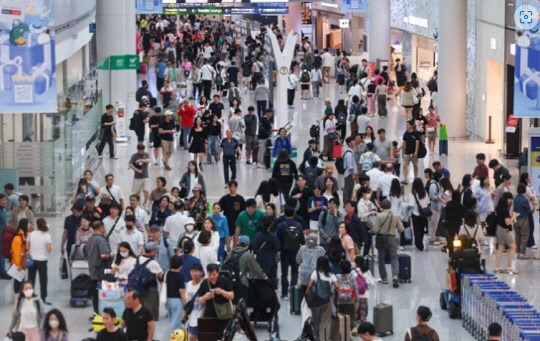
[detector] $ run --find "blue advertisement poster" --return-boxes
[342,0,368,13]
[514,0,540,117]
[0,0,57,113]
[137,0,163,14]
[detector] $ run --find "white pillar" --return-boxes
[96,0,137,108]
[438,0,467,138]
[284,2,302,38]
[368,0,390,63]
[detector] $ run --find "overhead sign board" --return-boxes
[164,5,288,15]
[163,7,223,14]
[342,0,368,12]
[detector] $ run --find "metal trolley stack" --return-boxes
[461,274,540,341]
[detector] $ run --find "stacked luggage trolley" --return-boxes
[461,274,540,341]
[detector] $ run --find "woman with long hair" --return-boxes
[188,117,207,171]
[187,184,208,230]
[11,218,30,294]
[519,172,538,249]
[150,195,172,227]
[460,174,477,211]
[179,161,207,199]
[8,281,46,341]
[206,115,221,165]
[41,308,68,341]
[27,218,52,304]
[334,99,348,138]
[111,242,137,283]
[254,181,276,210]
[494,192,518,274]
[70,178,95,205]
[306,257,339,340]
[474,175,494,227]
[444,190,465,253]
[408,178,429,251]
[338,222,356,262]
[271,149,298,201]
[401,81,417,120]
[252,216,281,289]
[363,125,376,144]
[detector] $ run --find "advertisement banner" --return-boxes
[513,0,540,117]
[0,0,57,113]
[342,0,368,12]
[137,0,163,14]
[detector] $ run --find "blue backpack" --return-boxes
[127,257,154,295]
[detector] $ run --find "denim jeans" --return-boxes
[0,253,6,276]
[256,100,267,118]
[207,135,220,164]
[280,251,299,297]
[182,127,192,148]
[219,237,226,263]
[166,297,184,336]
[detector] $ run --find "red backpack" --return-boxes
[2,226,17,260]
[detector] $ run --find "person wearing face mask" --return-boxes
[7,281,46,341]
[179,217,198,242]
[41,309,68,341]
[119,216,144,255]
[111,242,137,284]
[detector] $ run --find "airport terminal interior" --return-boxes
[0,0,539,340]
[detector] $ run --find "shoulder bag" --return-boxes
[208,281,233,320]
[106,216,121,241]
[414,194,432,218]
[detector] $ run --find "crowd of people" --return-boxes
[0,13,529,341]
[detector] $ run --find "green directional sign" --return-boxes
[163,7,223,15]
[97,55,140,71]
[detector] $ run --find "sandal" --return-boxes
[494,268,505,274]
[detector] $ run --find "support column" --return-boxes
[438,0,467,138]
[96,0,137,108]
[368,0,390,63]
[284,2,302,38]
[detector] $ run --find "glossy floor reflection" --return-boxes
[3,74,538,341]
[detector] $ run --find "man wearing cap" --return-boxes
[61,203,83,257]
[226,235,267,303]
[218,129,241,186]
[136,241,164,321]
[103,203,126,255]
[148,225,170,272]
[120,216,144,255]
[129,144,151,204]
[97,192,112,218]
[159,110,176,170]
[163,201,188,256]
[86,221,114,314]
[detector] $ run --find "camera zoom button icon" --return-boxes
[515,5,539,30]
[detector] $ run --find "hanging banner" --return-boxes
[513,0,540,117]
[137,0,163,14]
[0,0,57,113]
[342,0,368,12]
[505,115,519,133]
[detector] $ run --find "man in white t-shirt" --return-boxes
[321,48,333,83]
[163,201,188,256]
[128,194,150,239]
[200,60,216,99]
[348,80,362,104]
[103,174,125,210]
[103,203,125,255]
[120,215,144,255]
[287,69,298,109]
[365,161,384,192]
[377,164,399,201]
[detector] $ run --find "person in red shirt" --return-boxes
[472,153,489,179]
[178,99,196,149]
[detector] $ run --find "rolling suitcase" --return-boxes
[330,313,351,341]
[139,62,148,74]
[289,285,302,315]
[332,142,342,159]
[198,317,219,341]
[398,254,412,283]
[373,303,393,336]
[363,254,374,275]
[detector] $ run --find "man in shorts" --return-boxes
[244,106,259,165]
[158,110,176,170]
[129,144,151,204]
[148,107,163,165]
[397,120,420,184]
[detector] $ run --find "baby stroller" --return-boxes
[70,244,91,307]
[440,240,485,319]
[247,279,280,327]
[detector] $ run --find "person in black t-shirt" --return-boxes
[208,95,225,119]
[197,264,234,339]
[97,308,128,341]
[158,111,176,170]
[218,181,245,250]
[97,104,116,159]
[241,57,253,90]
[133,103,149,146]
[148,107,163,165]
[397,120,420,184]
[121,290,155,341]
[166,255,187,335]
[414,108,429,144]
[227,61,240,87]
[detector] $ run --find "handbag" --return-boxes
[98,128,105,140]
[414,194,432,218]
[208,281,233,320]
[60,256,68,279]
[328,132,337,141]
[305,272,331,309]
[25,255,34,268]
[413,94,419,104]
[159,271,168,307]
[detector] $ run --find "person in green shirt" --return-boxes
[234,199,264,244]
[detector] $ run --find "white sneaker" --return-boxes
[532,245,538,250]
[399,246,405,251]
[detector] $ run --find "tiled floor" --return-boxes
[3,69,538,341]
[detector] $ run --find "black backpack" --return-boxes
[427,77,438,92]
[464,226,479,249]
[167,49,175,63]
[301,70,310,83]
[221,249,247,288]
[282,222,302,252]
[304,167,319,188]
[314,55,322,68]
[71,274,91,298]
[309,124,320,138]
[335,150,352,175]
[336,109,347,125]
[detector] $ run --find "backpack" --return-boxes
[354,269,368,295]
[221,249,247,288]
[335,150,352,175]
[409,326,436,341]
[336,109,347,125]
[485,211,497,236]
[304,167,319,188]
[1,226,16,260]
[309,124,320,138]
[127,257,154,295]
[427,77,437,92]
[314,55,322,68]
[282,222,302,252]
[360,153,375,172]
[337,274,356,303]
[167,49,175,63]
[464,226,479,249]
[300,70,310,83]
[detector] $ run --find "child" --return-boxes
[336,260,359,331]
[352,256,378,327]
[390,141,401,178]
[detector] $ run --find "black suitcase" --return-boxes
[398,254,412,283]
[373,303,393,336]
[198,317,219,341]
[289,285,301,315]
[71,274,91,298]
